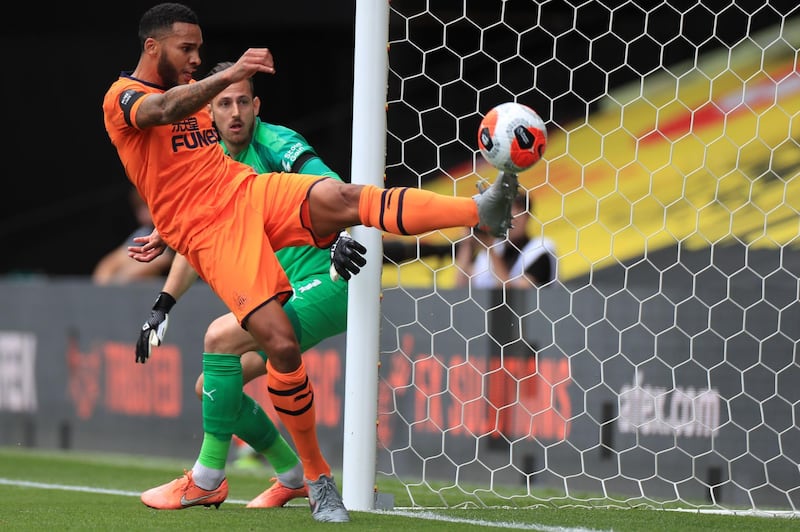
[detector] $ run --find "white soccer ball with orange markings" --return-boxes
[477,102,547,173]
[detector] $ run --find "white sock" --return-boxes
[276,462,305,490]
[192,462,225,491]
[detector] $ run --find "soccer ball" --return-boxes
[477,102,547,173]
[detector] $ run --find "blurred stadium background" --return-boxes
[2,0,798,515]
[2,0,791,277]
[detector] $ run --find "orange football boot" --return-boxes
[141,469,228,510]
[246,477,308,508]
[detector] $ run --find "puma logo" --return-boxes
[202,387,216,402]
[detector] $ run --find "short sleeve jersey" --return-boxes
[225,118,341,282]
[102,73,258,254]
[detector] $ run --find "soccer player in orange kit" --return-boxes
[103,2,518,523]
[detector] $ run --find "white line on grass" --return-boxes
[381,509,611,531]
[9,478,794,527]
[0,478,250,505]
[0,477,610,531]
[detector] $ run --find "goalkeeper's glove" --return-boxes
[329,230,367,281]
[135,291,176,363]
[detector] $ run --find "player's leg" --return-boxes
[204,208,330,488]
[142,213,293,511]
[247,272,348,471]
[194,206,341,519]
[193,314,264,400]
[242,297,348,522]
[194,316,303,485]
[239,348,310,508]
[196,312,309,508]
[243,302,323,473]
[192,314,262,471]
[285,272,350,352]
[204,274,348,508]
[304,172,518,240]
[193,314,267,398]
[270,274,351,512]
[140,350,237,509]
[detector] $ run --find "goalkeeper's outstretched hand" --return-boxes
[135,291,176,363]
[330,230,367,281]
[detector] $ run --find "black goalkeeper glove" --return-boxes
[135,291,176,364]
[329,230,367,281]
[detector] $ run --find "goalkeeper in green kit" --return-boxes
[129,61,366,512]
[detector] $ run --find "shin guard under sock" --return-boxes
[197,353,241,470]
[266,360,330,481]
[234,394,301,474]
[358,184,479,234]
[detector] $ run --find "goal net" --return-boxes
[375,0,800,513]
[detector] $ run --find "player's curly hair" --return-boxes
[138,3,199,47]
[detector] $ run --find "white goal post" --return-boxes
[343,0,799,514]
[341,0,390,511]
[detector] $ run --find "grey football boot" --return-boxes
[306,474,350,523]
[473,170,519,237]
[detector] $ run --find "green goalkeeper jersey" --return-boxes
[222,118,340,283]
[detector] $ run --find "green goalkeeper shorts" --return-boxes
[255,272,348,362]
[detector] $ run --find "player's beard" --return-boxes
[157,54,182,89]
[236,119,255,146]
[221,119,253,154]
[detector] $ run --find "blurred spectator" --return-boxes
[456,193,556,288]
[92,188,174,285]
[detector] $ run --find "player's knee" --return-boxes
[241,352,267,386]
[194,373,203,401]
[272,335,301,360]
[203,319,228,352]
[259,333,301,373]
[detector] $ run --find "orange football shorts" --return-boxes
[184,172,334,324]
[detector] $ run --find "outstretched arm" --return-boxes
[134,48,276,128]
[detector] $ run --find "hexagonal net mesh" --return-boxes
[376,0,800,513]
